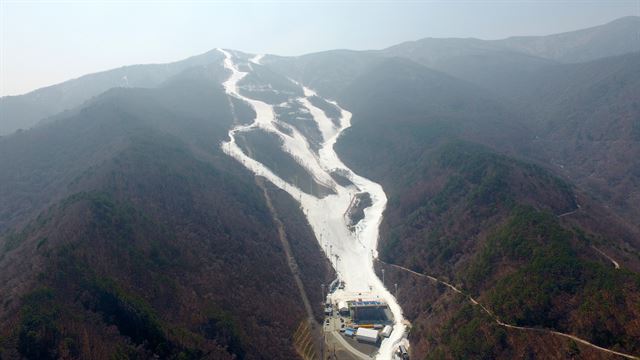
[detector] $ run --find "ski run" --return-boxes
[218,48,408,359]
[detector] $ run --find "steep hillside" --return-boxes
[494,16,640,63]
[263,50,382,100]
[0,50,224,136]
[335,57,529,184]
[0,66,331,359]
[373,142,640,359]
[380,16,639,94]
[6,16,636,137]
[1,17,638,359]
[0,64,233,234]
[266,16,639,101]
[355,140,640,359]
[519,53,640,234]
[330,58,640,358]
[372,49,640,241]
[381,38,555,96]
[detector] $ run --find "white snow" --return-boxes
[250,54,265,65]
[218,48,408,360]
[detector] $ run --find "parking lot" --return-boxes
[322,311,379,359]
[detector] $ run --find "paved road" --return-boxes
[328,329,373,360]
[323,315,374,360]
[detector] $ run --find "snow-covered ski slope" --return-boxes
[218,49,407,359]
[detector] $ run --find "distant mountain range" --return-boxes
[0,50,224,137]
[2,16,638,137]
[1,16,639,360]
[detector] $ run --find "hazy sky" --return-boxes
[1,0,638,96]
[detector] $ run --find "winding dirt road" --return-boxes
[378,260,639,360]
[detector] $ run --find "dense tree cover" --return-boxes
[347,192,372,228]
[238,62,304,105]
[519,53,640,232]
[274,101,324,152]
[307,96,341,126]
[236,129,333,197]
[0,70,235,235]
[0,71,331,359]
[267,184,336,322]
[1,18,639,360]
[320,49,640,357]
[17,288,62,360]
[0,144,300,358]
[0,49,226,136]
[472,208,640,351]
[348,139,640,357]
[425,303,507,360]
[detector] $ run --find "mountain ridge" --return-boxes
[1,16,639,360]
[3,16,638,135]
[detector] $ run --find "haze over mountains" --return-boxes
[2,16,638,137]
[1,16,639,360]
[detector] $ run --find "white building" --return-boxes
[338,300,349,315]
[381,325,393,338]
[355,327,379,344]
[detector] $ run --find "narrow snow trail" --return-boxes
[218,49,407,359]
[592,246,620,269]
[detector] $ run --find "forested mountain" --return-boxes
[384,16,640,68]
[259,17,640,358]
[0,50,224,136]
[1,16,639,360]
[0,63,231,233]
[373,141,640,359]
[517,53,640,234]
[494,16,640,63]
[264,18,640,238]
[263,50,382,100]
[321,51,640,358]
[264,16,639,101]
[0,63,331,359]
